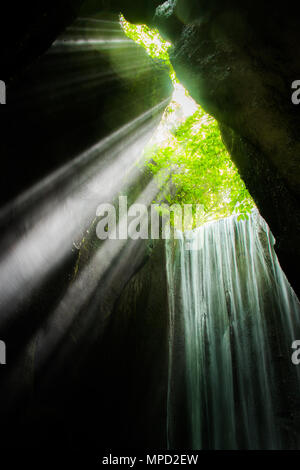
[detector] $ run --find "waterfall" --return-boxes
[166,211,300,450]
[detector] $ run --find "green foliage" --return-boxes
[120,15,176,82]
[145,107,255,226]
[121,17,255,228]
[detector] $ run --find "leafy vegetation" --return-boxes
[145,108,254,226]
[120,15,176,82]
[121,17,255,228]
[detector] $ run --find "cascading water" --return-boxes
[166,211,300,450]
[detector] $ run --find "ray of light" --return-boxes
[78,17,121,25]
[13,63,156,100]
[0,176,168,407]
[0,99,168,221]
[66,27,123,33]
[53,38,135,49]
[0,99,169,323]
[33,177,166,371]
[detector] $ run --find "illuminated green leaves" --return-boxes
[121,16,255,226]
[145,107,255,226]
[120,15,176,82]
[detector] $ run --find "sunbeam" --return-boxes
[33,177,164,372]
[0,99,169,323]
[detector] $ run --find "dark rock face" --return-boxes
[169,3,300,295]
[220,124,300,296]
[0,1,85,81]
[96,239,169,448]
[0,4,172,448]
